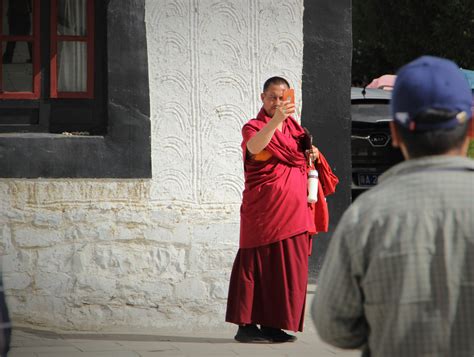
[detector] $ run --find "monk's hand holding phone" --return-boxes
[274,88,296,124]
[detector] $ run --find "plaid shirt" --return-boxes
[313,156,474,357]
[0,272,11,356]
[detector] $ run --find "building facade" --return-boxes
[0,0,351,331]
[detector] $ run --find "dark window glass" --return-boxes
[0,0,104,134]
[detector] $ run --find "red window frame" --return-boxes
[0,0,41,99]
[50,0,94,99]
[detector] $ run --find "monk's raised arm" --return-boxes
[246,101,294,154]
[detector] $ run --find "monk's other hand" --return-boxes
[307,145,320,164]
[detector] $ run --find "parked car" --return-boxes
[350,87,404,201]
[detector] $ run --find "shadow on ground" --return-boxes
[16,326,235,344]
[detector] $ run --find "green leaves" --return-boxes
[352,0,474,85]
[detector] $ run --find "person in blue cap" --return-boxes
[312,56,474,357]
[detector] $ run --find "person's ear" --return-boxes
[460,135,470,156]
[260,92,265,102]
[389,121,400,148]
[390,121,410,159]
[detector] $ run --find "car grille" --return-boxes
[351,122,403,166]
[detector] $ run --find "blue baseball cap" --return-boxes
[391,56,473,131]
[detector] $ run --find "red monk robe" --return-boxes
[226,108,338,332]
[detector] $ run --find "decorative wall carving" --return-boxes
[147,0,304,205]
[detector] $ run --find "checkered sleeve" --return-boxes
[312,210,368,349]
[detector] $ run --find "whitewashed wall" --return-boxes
[0,0,304,331]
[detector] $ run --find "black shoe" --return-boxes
[234,324,270,343]
[260,326,297,343]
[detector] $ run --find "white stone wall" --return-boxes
[0,0,304,331]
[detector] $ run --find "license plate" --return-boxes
[358,173,379,187]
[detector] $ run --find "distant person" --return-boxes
[0,273,11,357]
[313,56,474,356]
[3,0,33,64]
[226,76,338,343]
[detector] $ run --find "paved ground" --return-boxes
[8,286,361,357]
[9,327,361,357]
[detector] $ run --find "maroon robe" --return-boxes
[226,232,310,332]
[226,109,338,331]
[239,109,314,248]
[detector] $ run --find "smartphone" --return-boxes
[282,88,295,105]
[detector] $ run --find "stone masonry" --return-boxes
[0,0,304,331]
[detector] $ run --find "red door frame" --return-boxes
[50,0,94,99]
[0,0,41,99]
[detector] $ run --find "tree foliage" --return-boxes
[352,0,474,85]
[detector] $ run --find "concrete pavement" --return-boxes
[9,327,361,357]
[9,286,361,357]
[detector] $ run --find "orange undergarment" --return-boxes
[253,150,272,161]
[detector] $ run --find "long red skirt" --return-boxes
[225,233,311,332]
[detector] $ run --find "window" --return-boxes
[51,0,94,98]
[0,0,105,134]
[0,0,151,178]
[0,0,40,99]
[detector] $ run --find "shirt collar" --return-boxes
[379,155,474,183]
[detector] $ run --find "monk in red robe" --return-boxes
[226,77,338,343]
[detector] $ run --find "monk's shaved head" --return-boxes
[263,77,290,92]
